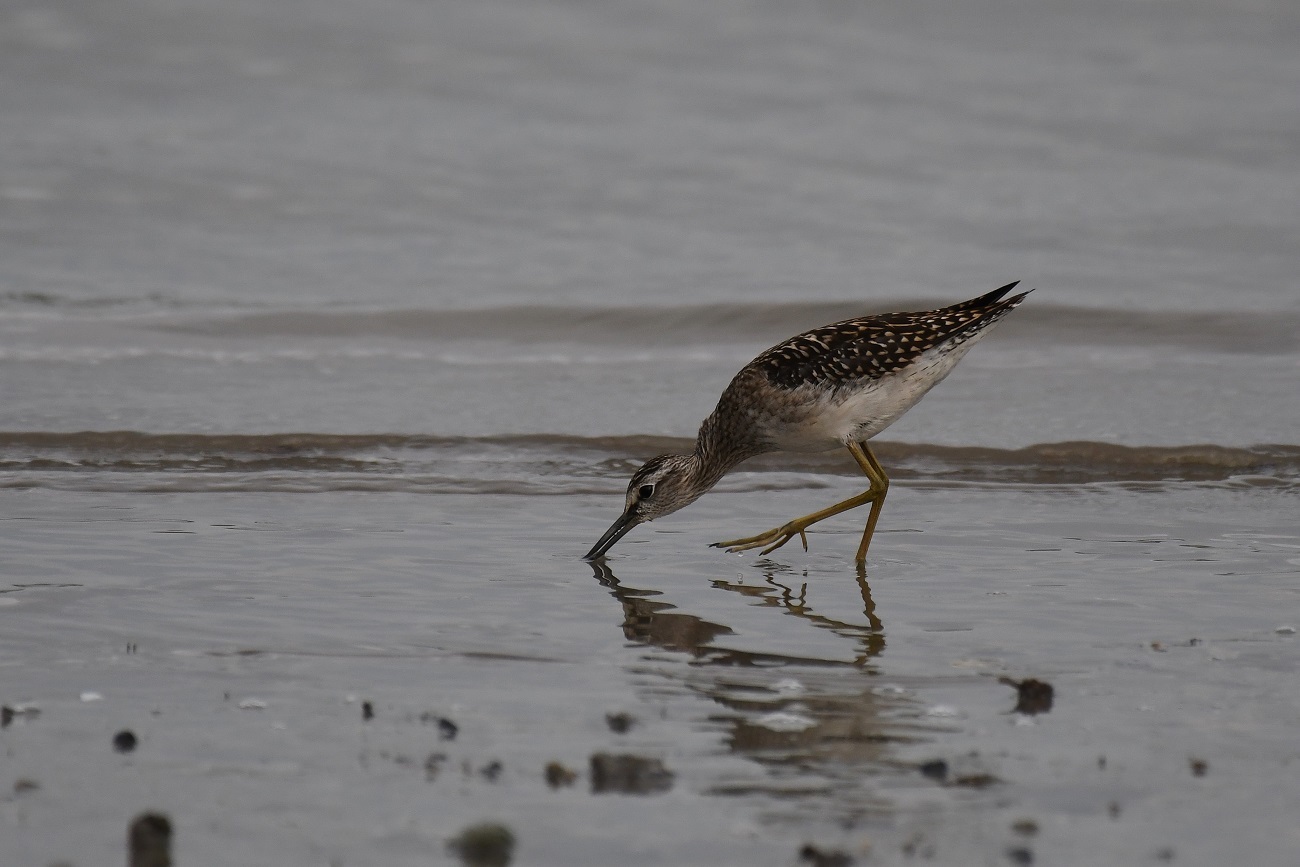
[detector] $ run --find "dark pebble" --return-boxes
[362,701,374,721]
[951,773,1000,789]
[605,712,636,734]
[590,752,674,795]
[1006,846,1034,865]
[128,812,172,867]
[798,842,854,866]
[113,729,138,753]
[1189,757,1207,777]
[918,759,949,781]
[479,760,503,782]
[999,676,1055,715]
[544,761,577,788]
[1,704,38,725]
[1011,819,1039,837]
[418,712,459,740]
[447,821,515,867]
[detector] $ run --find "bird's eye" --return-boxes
[638,484,654,500]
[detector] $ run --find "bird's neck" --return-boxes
[690,408,766,490]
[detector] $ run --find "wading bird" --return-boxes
[585,282,1030,563]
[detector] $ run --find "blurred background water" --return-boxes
[1,0,1296,450]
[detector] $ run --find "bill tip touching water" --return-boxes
[584,282,1032,563]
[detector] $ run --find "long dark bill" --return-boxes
[583,508,642,561]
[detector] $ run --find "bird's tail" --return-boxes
[945,281,1027,314]
[939,283,1032,347]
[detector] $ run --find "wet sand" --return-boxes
[3,480,1297,865]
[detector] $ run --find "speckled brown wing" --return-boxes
[751,286,1029,391]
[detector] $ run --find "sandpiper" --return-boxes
[585,282,1031,563]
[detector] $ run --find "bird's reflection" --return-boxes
[711,560,884,664]
[588,559,909,787]
[590,559,882,667]
[589,560,735,655]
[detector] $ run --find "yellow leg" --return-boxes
[712,441,890,563]
[852,442,890,563]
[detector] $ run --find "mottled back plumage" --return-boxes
[752,281,1026,390]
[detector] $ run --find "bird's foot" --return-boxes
[711,523,810,557]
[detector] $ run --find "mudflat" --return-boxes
[3,478,1297,865]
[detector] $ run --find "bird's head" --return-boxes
[584,454,703,560]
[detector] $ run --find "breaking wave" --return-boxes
[1,431,1295,493]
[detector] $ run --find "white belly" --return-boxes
[766,342,979,452]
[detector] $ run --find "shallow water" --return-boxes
[3,484,1299,866]
[2,0,1299,864]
